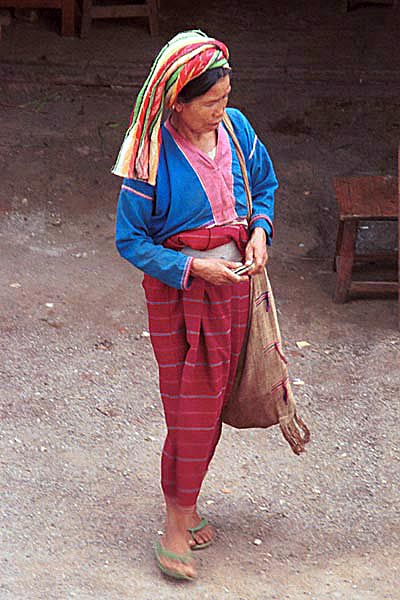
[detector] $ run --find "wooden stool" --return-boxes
[0,0,75,35]
[333,175,398,303]
[80,0,159,37]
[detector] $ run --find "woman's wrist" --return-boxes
[190,258,204,278]
[251,226,267,242]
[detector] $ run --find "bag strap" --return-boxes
[222,112,252,222]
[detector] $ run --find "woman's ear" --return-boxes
[173,100,184,113]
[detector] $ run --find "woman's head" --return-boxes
[173,71,231,133]
[113,30,230,182]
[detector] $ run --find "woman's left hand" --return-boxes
[244,227,268,275]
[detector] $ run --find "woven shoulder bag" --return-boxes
[222,113,310,455]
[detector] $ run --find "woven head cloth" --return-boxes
[112,30,230,184]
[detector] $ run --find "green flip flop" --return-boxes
[154,540,195,581]
[188,517,213,551]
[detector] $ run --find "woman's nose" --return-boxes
[214,101,226,118]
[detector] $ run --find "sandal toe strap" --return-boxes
[188,517,209,535]
[155,541,193,564]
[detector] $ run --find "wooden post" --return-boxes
[61,0,75,36]
[147,0,159,35]
[333,220,344,272]
[334,220,358,303]
[80,0,91,37]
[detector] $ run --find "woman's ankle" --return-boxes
[165,496,196,515]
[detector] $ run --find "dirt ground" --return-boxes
[0,1,399,598]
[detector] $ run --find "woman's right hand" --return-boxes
[190,258,249,285]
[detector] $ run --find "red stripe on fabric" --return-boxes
[163,451,210,462]
[263,342,278,353]
[151,328,185,337]
[165,411,221,416]
[182,256,193,290]
[121,184,153,201]
[271,377,290,391]
[163,391,224,399]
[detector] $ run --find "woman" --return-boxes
[114,30,278,580]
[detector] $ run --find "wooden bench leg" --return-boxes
[80,0,92,37]
[333,220,344,272]
[334,220,358,303]
[61,0,75,36]
[147,0,159,35]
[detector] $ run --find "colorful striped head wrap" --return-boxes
[112,29,230,184]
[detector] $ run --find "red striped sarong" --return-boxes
[142,226,250,507]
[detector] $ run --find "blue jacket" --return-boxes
[115,107,278,289]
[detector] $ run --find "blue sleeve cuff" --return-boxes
[249,215,274,245]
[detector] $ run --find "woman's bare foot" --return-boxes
[157,500,197,579]
[186,509,216,548]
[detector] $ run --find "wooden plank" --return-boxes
[79,0,158,36]
[339,215,397,222]
[0,0,62,7]
[350,281,398,294]
[91,4,148,18]
[333,176,398,218]
[349,0,397,5]
[353,252,398,265]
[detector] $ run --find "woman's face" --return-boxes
[174,74,231,134]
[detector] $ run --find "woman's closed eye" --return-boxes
[204,91,230,108]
